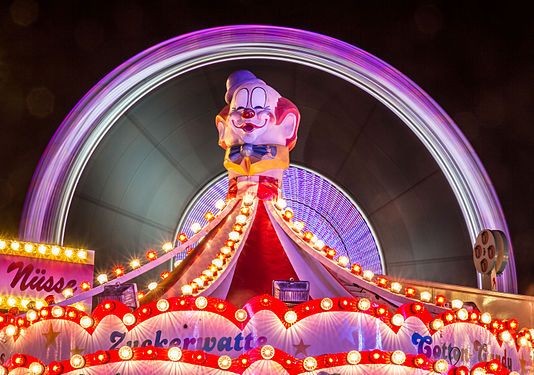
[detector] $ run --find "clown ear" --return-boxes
[279,112,298,142]
[215,115,227,149]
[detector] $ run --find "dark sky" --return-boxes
[0,1,533,293]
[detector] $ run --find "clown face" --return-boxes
[218,81,296,147]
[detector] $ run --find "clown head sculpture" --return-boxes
[216,70,300,199]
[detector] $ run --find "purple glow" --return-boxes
[19,25,516,292]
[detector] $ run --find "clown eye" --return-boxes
[254,106,263,110]
[251,87,267,108]
[236,106,245,111]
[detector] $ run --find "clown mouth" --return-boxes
[233,119,267,133]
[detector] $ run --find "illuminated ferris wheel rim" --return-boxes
[19,25,516,292]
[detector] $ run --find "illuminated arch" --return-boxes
[20,25,516,292]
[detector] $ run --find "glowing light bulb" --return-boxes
[35,300,45,310]
[275,198,287,210]
[293,221,305,232]
[64,248,74,258]
[0,240,5,249]
[302,357,317,371]
[181,284,193,295]
[215,199,226,210]
[77,249,87,259]
[162,242,173,252]
[11,241,20,250]
[284,311,297,324]
[235,309,247,321]
[420,291,432,302]
[433,359,449,373]
[148,282,158,291]
[228,231,240,241]
[168,347,182,361]
[26,310,38,322]
[122,313,136,326]
[347,350,361,365]
[391,314,405,327]
[243,195,254,206]
[314,240,325,250]
[390,282,402,293]
[358,298,371,311]
[97,274,108,285]
[80,316,94,328]
[235,214,247,225]
[51,246,60,256]
[191,223,202,233]
[337,255,349,267]
[7,297,17,307]
[212,258,223,269]
[29,362,44,374]
[24,243,34,252]
[130,259,141,269]
[391,350,406,365]
[362,270,374,281]
[320,298,333,310]
[37,245,47,254]
[451,299,463,309]
[118,346,133,360]
[218,355,232,369]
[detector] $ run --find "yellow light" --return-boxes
[451,299,463,309]
[7,297,17,307]
[162,242,173,252]
[28,362,44,375]
[275,198,287,210]
[218,355,232,369]
[51,306,65,318]
[157,299,170,312]
[221,246,232,255]
[293,221,305,232]
[347,350,361,365]
[20,298,30,308]
[518,336,529,347]
[191,222,202,233]
[148,282,158,291]
[51,246,60,256]
[433,359,449,373]
[320,298,333,310]
[391,314,405,327]
[181,284,193,296]
[243,195,254,206]
[74,303,84,311]
[202,269,213,278]
[390,282,402,293]
[122,313,136,326]
[284,311,297,324]
[228,231,240,241]
[0,240,5,249]
[70,354,85,368]
[80,316,94,328]
[97,274,108,285]
[302,357,317,371]
[193,277,205,287]
[420,291,432,302]
[235,214,247,225]
[11,241,20,250]
[195,296,208,309]
[456,308,469,321]
[215,199,226,211]
[64,248,74,258]
[430,319,444,331]
[62,288,74,298]
[130,259,141,269]
[358,298,371,311]
[118,346,133,360]
[260,345,275,359]
[471,368,486,375]
[5,325,17,336]
[480,312,492,324]
[337,255,349,267]
[26,310,38,322]
[37,245,47,254]
[362,270,374,281]
[24,243,34,253]
[314,240,325,250]
[35,300,45,310]
[212,258,223,269]
[391,350,406,365]
[168,346,182,361]
[235,309,247,322]
[77,249,87,259]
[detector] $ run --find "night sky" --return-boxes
[0,1,533,294]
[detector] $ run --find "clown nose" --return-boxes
[242,109,255,118]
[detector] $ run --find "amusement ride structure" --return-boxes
[0,26,532,375]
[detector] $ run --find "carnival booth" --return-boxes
[0,27,532,375]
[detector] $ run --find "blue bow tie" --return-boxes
[228,144,278,161]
